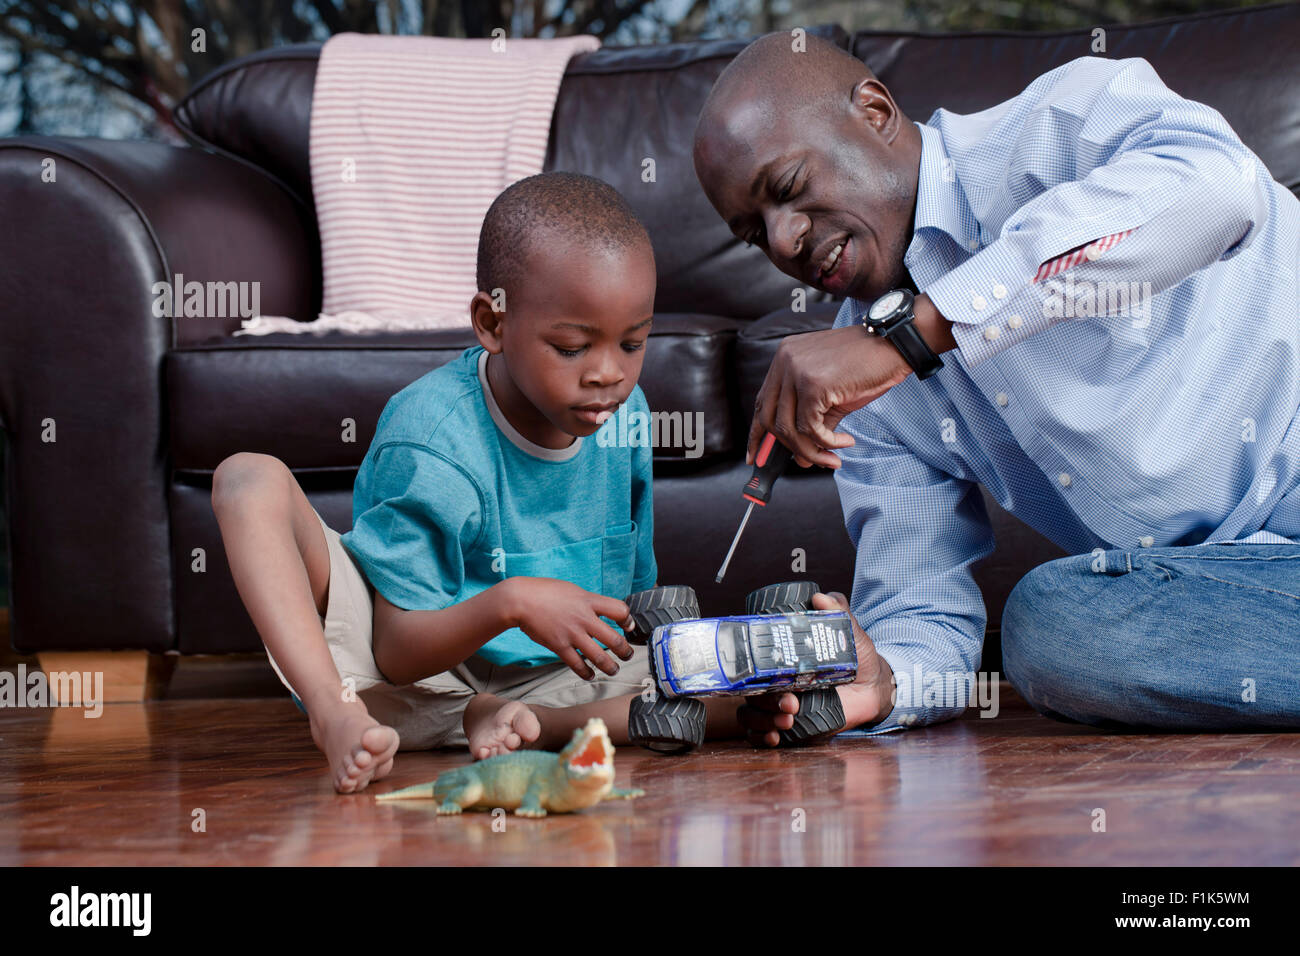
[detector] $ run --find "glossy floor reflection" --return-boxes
[1,684,1297,865]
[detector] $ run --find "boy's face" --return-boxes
[475,238,656,448]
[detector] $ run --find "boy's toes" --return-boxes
[464,698,541,760]
[351,746,374,771]
[511,706,541,745]
[362,724,400,761]
[314,708,400,794]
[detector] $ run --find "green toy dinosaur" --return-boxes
[375,717,644,817]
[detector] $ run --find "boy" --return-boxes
[211,173,744,793]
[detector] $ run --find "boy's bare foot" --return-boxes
[464,695,542,760]
[308,700,400,793]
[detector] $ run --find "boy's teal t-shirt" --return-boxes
[339,345,657,667]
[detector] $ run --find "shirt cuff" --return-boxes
[923,235,1051,367]
[840,622,981,734]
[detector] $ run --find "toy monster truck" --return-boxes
[622,581,857,754]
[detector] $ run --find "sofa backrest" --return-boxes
[175,4,1299,321]
[851,3,1299,197]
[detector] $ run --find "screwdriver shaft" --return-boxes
[714,501,755,583]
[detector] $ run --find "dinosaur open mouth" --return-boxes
[568,734,609,770]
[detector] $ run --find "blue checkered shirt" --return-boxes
[831,56,1300,734]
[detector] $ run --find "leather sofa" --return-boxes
[1,4,1296,673]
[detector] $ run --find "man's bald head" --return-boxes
[690,31,920,304]
[694,32,874,165]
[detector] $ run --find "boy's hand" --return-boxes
[503,578,635,681]
[736,590,894,746]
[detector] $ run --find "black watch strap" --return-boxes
[884,318,944,380]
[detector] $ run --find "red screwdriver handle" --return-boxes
[744,433,792,506]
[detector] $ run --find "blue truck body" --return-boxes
[649,609,858,698]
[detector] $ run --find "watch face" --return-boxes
[869,290,905,321]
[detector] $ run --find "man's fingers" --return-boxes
[750,370,789,466]
[772,369,837,469]
[813,591,878,659]
[811,591,849,611]
[746,405,765,467]
[769,367,814,464]
[797,404,850,453]
[790,393,853,470]
[747,368,783,465]
[743,692,800,714]
[737,702,795,734]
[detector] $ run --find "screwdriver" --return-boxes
[715,432,793,583]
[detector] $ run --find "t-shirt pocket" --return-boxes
[502,536,604,595]
[602,520,638,601]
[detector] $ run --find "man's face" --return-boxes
[695,82,915,303]
[498,240,656,442]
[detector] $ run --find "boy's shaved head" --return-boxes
[477,172,652,305]
[469,171,657,451]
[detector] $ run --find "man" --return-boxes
[692,32,1300,743]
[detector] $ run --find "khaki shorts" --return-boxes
[265,508,650,750]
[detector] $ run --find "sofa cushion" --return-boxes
[852,3,1300,195]
[167,314,742,471]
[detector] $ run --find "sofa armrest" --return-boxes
[0,137,316,652]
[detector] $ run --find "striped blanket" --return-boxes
[236,32,599,336]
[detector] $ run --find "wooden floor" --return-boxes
[1,659,1298,866]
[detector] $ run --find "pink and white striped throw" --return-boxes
[236,32,600,336]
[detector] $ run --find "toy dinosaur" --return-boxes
[375,717,644,817]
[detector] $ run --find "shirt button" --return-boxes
[1085,244,1102,261]
[968,239,979,251]
[992,283,1007,299]
[1007,314,1023,329]
[983,325,1001,341]
[971,295,986,311]
[1139,535,1154,548]
[1058,472,1072,488]
[996,392,1009,407]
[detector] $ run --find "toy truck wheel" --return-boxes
[628,694,706,754]
[745,580,819,615]
[778,687,846,746]
[624,585,700,644]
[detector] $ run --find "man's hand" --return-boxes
[746,293,956,470]
[503,578,634,680]
[746,326,911,470]
[736,591,895,747]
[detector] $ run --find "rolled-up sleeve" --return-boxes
[925,56,1270,367]
[832,399,997,733]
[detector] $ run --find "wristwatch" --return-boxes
[862,289,944,380]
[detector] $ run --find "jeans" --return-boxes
[1001,543,1300,730]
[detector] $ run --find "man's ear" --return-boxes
[852,77,902,145]
[470,290,506,353]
